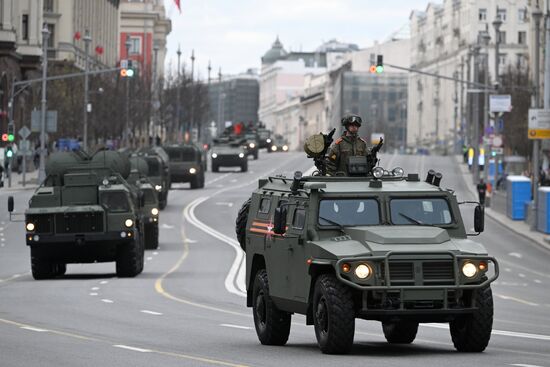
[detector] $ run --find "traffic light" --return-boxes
[7,122,14,142]
[120,60,135,78]
[5,145,13,158]
[369,55,384,74]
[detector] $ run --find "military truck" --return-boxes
[8,150,145,280]
[236,167,498,354]
[211,137,248,173]
[268,134,289,153]
[128,156,160,249]
[257,128,272,150]
[137,147,170,209]
[164,144,206,189]
[243,133,259,160]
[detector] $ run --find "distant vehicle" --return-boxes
[243,133,259,160]
[268,135,289,153]
[257,128,272,150]
[211,137,248,172]
[137,147,171,210]
[164,144,206,189]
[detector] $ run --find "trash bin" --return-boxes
[506,176,531,220]
[537,187,550,233]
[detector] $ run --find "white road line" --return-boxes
[89,293,98,296]
[146,257,153,261]
[113,345,151,353]
[534,279,542,284]
[140,310,163,316]
[518,273,526,278]
[161,224,174,229]
[184,239,197,243]
[205,173,232,186]
[20,326,48,332]
[511,364,545,367]
[215,202,234,207]
[99,280,108,285]
[425,323,550,341]
[91,287,99,291]
[153,252,158,255]
[101,299,114,304]
[509,252,523,259]
[220,323,252,330]
[496,294,539,306]
[230,179,238,183]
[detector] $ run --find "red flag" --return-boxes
[174,0,181,13]
[95,46,104,55]
[74,31,81,40]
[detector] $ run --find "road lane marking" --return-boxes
[146,257,153,261]
[534,279,542,284]
[153,252,158,255]
[509,252,523,259]
[496,294,539,306]
[184,239,197,243]
[518,273,526,278]
[220,324,252,330]
[424,323,550,341]
[21,326,48,332]
[101,299,114,304]
[0,272,29,284]
[161,224,174,229]
[215,202,234,207]
[89,293,98,296]
[99,280,108,284]
[205,173,232,186]
[113,345,152,353]
[91,287,99,291]
[140,310,163,316]
[511,364,544,367]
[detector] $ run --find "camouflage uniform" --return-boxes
[326,133,370,176]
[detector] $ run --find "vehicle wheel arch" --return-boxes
[247,254,266,307]
[306,264,334,325]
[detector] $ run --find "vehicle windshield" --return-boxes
[390,198,453,225]
[146,158,161,176]
[166,147,198,162]
[143,188,157,205]
[318,199,380,226]
[100,191,130,213]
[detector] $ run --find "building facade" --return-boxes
[408,0,529,148]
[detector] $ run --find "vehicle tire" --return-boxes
[212,164,219,173]
[450,286,493,352]
[252,269,291,345]
[54,263,67,276]
[235,198,251,251]
[254,152,258,160]
[382,321,419,344]
[199,173,205,188]
[30,247,56,280]
[190,175,200,189]
[241,164,248,172]
[159,200,167,210]
[144,223,159,250]
[313,273,355,354]
[116,239,143,277]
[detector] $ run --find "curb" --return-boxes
[454,155,550,252]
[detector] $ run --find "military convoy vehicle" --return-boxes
[257,128,272,150]
[164,144,206,189]
[268,134,289,153]
[236,164,498,354]
[8,150,146,280]
[211,137,248,172]
[243,133,259,160]
[137,147,170,210]
[128,156,160,249]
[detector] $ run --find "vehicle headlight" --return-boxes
[239,153,245,158]
[355,264,371,279]
[249,143,255,148]
[124,219,134,228]
[462,262,478,278]
[26,222,35,232]
[372,167,384,179]
[151,208,159,216]
[266,138,271,143]
[271,146,277,151]
[392,167,404,177]
[189,167,197,174]
[282,145,288,151]
[155,185,162,192]
[212,153,218,158]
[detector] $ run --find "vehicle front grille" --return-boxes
[26,214,54,234]
[423,261,454,284]
[55,212,104,233]
[380,259,455,286]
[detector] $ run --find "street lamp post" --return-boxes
[38,24,50,184]
[481,30,491,182]
[472,43,481,184]
[176,45,181,142]
[82,30,91,151]
[532,7,543,228]
[152,43,159,145]
[190,49,195,141]
[124,35,132,147]
[493,15,502,88]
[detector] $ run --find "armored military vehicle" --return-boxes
[137,147,170,209]
[211,137,248,172]
[8,150,145,280]
[257,128,272,150]
[128,156,160,249]
[236,165,498,354]
[243,133,259,160]
[268,134,289,153]
[164,144,206,189]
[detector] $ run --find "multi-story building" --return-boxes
[0,0,43,134]
[208,69,260,133]
[43,0,120,69]
[119,0,171,80]
[408,0,529,148]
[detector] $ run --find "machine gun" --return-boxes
[303,128,336,176]
[366,137,384,173]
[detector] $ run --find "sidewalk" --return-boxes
[2,169,39,191]
[454,155,550,252]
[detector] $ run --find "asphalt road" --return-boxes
[0,151,549,367]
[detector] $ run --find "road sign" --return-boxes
[492,135,503,147]
[18,126,31,139]
[31,110,57,133]
[528,109,550,139]
[490,95,512,113]
[491,147,504,155]
[121,59,128,69]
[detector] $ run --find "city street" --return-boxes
[1,152,549,367]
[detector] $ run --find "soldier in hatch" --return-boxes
[326,114,371,176]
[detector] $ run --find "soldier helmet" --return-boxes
[341,114,362,127]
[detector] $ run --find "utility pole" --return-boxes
[217,68,224,132]
[459,57,465,147]
[82,30,91,151]
[38,25,50,184]
[481,29,491,182]
[466,48,473,147]
[152,43,159,146]
[207,60,212,84]
[190,49,195,141]
[176,45,182,141]
[472,42,481,184]
[493,14,502,88]
[124,35,132,147]
[453,71,459,155]
[532,6,543,228]
[544,3,550,110]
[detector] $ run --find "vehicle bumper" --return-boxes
[212,155,246,167]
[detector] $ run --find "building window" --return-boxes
[128,36,141,55]
[518,8,527,22]
[43,0,54,12]
[46,24,55,58]
[518,31,526,45]
[498,31,506,44]
[516,54,526,68]
[497,8,507,22]
[499,54,507,66]
[479,8,487,21]
[22,14,28,40]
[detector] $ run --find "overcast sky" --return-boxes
[163,0,433,78]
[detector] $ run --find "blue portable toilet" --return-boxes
[506,176,531,220]
[537,187,550,233]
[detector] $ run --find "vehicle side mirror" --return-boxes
[273,207,287,235]
[474,205,484,233]
[7,196,14,213]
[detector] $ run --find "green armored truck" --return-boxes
[236,165,499,354]
[137,147,170,209]
[211,137,248,173]
[164,144,206,189]
[128,156,160,249]
[8,150,145,280]
[243,133,260,160]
